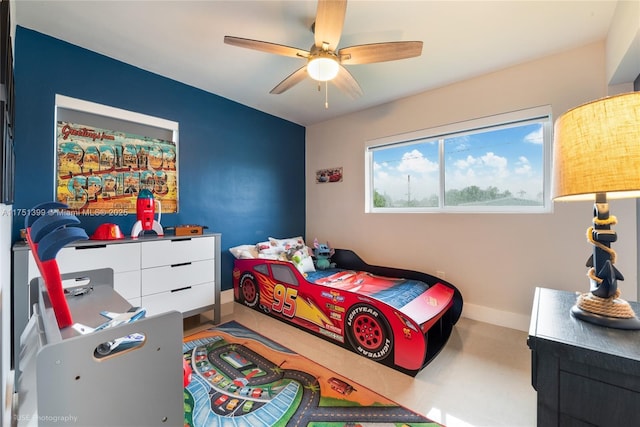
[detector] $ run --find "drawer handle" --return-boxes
[172,238,192,242]
[171,286,192,293]
[76,245,107,250]
[171,262,192,268]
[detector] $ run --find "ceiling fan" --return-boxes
[223,0,423,100]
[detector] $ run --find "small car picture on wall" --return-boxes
[316,167,342,183]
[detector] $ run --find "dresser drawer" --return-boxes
[141,259,214,295]
[114,271,142,301]
[141,237,214,268]
[141,282,215,316]
[559,371,640,426]
[27,243,140,281]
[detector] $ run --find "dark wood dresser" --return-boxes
[527,287,640,427]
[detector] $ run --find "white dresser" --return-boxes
[12,233,221,368]
[140,236,218,315]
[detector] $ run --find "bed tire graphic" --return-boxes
[239,273,259,308]
[345,304,393,361]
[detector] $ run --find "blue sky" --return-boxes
[372,122,545,204]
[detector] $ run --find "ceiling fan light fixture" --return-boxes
[225,0,422,98]
[307,55,339,82]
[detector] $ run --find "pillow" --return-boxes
[256,240,281,255]
[228,244,258,259]
[268,236,306,251]
[297,255,316,274]
[268,236,315,274]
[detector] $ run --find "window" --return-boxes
[254,264,269,275]
[271,264,298,286]
[365,106,552,213]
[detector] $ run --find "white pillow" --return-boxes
[268,236,315,273]
[228,245,258,259]
[268,236,306,251]
[256,240,282,256]
[297,255,316,273]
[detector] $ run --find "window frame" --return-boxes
[365,105,553,214]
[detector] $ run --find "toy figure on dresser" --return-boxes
[131,189,163,237]
[313,238,336,270]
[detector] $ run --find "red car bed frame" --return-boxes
[233,249,463,376]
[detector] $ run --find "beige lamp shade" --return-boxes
[552,92,640,202]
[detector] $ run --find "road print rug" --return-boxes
[183,321,441,427]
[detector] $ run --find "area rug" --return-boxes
[183,321,441,427]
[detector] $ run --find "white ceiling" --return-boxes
[14,0,621,126]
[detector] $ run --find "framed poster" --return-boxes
[56,121,178,214]
[315,166,343,184]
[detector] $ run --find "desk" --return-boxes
[527,287,640,427]
[14,275,184,426]
[12,232,221,369]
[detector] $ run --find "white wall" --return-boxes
[306,41,638,331]
[606,0,640,85]
[1,205,12,427]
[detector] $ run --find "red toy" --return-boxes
[91,223,125,240]
[233,249,463,375]
[183,358,193,387]
[131,189,163,238]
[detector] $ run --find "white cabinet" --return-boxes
[140,237,217,317]
[12,233,221,369]
[141,237,214,267]
[27,242,142,303]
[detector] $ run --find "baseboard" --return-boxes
[461,303,531,332]
[223,289,531,332]
[220,289,235,318]
[221,289,234,305]
[4,371,14,427]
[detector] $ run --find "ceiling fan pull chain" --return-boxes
[325,81,329,109]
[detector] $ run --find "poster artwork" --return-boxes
[315,166,343,184]
[56,121,178,214]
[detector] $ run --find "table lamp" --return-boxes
[552,91,640,330]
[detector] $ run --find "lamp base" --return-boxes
[571,304,640,330]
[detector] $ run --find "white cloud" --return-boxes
[524,127,543,144]
[376,170,389,180]
[515,156,532,175]
[454,155,476,169]
[397,149,438,174]
[454,152,508,175]
[373,151,439,200]
[480,152,508,171]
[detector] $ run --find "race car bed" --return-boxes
[231,241,463,376]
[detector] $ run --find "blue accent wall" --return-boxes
[13,27,306,290]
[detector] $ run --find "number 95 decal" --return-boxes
[272,284,298,318]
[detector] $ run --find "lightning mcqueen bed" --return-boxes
[233,249,463,376]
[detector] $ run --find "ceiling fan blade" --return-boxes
[270,66,309,94]
[314,0,347,51]
[224,36,309,58]
[331,64,363,99]
[339,41,423,65]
